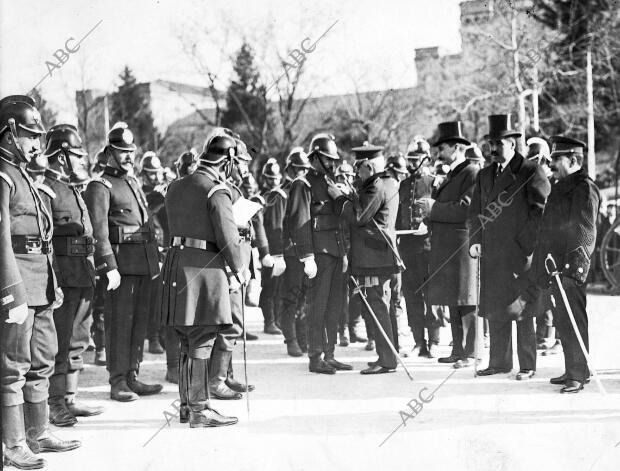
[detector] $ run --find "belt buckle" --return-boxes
[26,239,42,254]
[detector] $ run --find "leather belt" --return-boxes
[312,214,340,231]
[11,235,52,254]
[52,235,96,256]
[171,236,218,253]
[109,225,152,243]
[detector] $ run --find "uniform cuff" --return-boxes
[0,282,27,313]
[95,253,118,275]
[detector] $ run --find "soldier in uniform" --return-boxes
[0,95,80,469]
[278,148,313,357]
[327,143,401,374]
[174,150,197,179]
[469,115,550,379]
[417,122,480,369]
[397,138,442,358]
[84,123,163,401]
[289,134,350,374]
[527,136,600,393]
[39,125,104,427]
[160,132,241,427]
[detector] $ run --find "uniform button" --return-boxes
[578,267,584,273]
[172,282,176,287]
[180,245,184,249]
[565,263,570,269]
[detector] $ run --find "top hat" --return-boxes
[486,114,521,140]
[433,122,471,146]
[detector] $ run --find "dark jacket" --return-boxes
[83,166,160,277]
[263,186,288,257]
[428,160,479,306]
[531,168,600,288]
[0,155,57,310]
[249,193,269,259]
[160,169,243,327]
[397,173,434,255]
[469,152,550,319]
[144,183,169,253]
[338,172,401,276]
[41,171,95,288]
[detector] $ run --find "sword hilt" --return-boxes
[544,253,560,276]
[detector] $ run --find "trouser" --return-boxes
[213,287,244,352]
[307,253,346,359]
[402,250,440,347]
[147,275,162,343]
[164,327,181,369]
[279,256,309,344]
[105,274,151,385]
[90,276,106,351]
[536,309,554,341]
[389,273,403,351]
[356,277,397,369]
[348,280,374,339]
[49,286,93,401]
[1,305,57,406]
[552,279,589,381]
[259,266,281,326]
[449,305,476,360]
[488,317,537,371]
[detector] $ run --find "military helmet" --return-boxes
[108,122,137,151]
[0,95,46,137]
[386,154,408,174]
[262,158,281,178]
[200,128,237,165]
[44,124,87,158]
[287,146,311,168]
[308,133,339,160]
[335,161,355,177]
[406,137,431,159]
[241,173,259,194]
[234,138,252,162]
[139,151,163,173]
[526,137,551,162]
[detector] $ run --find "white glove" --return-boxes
[272,255,286,277]
[302,256,317,279]
[469,244,481,259]
[6,303,29,324]
[51,287,64,310]
[261,254,275,268]
[230,268,251,291]
[106,269,121,291]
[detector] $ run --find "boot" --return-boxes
[286,339,303,357]
[339,331,350,347]
[188,357,237,428]
[225,357,255,393]
[111,379,139,402]
[264,322,282,335]
[324,351,353,370]
[208,350,242,400]
[166,366,179,384]
[2,404,47,469]
[65,370,104,417]
[308,355,336,375]
[48,399,77,427]
[24,401,81,453]
[365,339,375,351]
[178,351,189,424]
[127,371,163,396]
[296,317,308,353]
[148,338,164,354]
[94,348,106,366]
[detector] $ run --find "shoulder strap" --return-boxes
[35,182,56,199]
[207,183,231,199]
[292,176,310,188]
[91,177,112,189]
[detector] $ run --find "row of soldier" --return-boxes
[0,93,599,469]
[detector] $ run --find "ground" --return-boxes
[39,293,620,471]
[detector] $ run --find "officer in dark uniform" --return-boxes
[84,123,162,402]
[288,134,350,374]
[160,132,241,427]
[327,143,401,374]
[527,136,600,393]
[278,148,313,357]
[0,95,80,469]
[397,138,442,358]
[39,124,104,427]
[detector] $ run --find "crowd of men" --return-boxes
[0,94,601,469]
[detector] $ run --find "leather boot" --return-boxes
[2,404,47,469]
[264,322,282,335]
[148,338,164,354]
[165,366,179,384]
[208,349,242,400]
[225,356,255,393]
[178,351,189,423]
[127,371,163,396]
[324,351,352,371]
[24,401,81,453]
[48,399,77,427]
[110,379,139,402]
[308,355,336,374]
[188,357,237,427]
[296,316,308,353]
[94,348,106,366]
[65,370,104,417]
[286,339,303,357]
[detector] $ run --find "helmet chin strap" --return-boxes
[7,118,30,164]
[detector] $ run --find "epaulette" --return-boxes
[154,183,168,196]
[251,194,266,206]
[90,177,112,189]
[292,176,310,188]
[35,182,56,199]
[271,187,288,199]
[208,183,231,199]
[0,170,14,191]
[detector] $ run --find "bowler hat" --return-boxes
[433,122,471,146]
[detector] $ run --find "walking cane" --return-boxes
[350,276,414,381]
[239,280,251,419]
[544,254,606,395]
[474,255,481,378]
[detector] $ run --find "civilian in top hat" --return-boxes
[469,114,550,380]
[417,122,480,369]
[526,136,600,393]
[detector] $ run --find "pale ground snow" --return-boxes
[38,293,620,471]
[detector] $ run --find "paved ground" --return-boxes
[39,293,620,471]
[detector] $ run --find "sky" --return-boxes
[0,0,463,122]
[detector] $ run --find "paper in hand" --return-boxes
[232,197,262,227]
